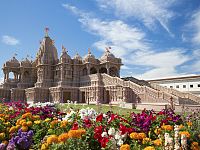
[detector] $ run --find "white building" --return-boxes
[148,75,200,96]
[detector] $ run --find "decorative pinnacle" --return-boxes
[62,45,67,53]
[106,46,111,52]
[45,27,49,37]
[88,48,91,54]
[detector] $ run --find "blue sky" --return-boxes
[0,0,200,82]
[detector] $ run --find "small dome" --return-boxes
[83,49,96,63]
[60,45,71,63]
[4,57,20,67]
[20,58,32,67]
[100,47,116,62]
[73,53,82,64]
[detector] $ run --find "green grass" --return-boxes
[56,103,141,116]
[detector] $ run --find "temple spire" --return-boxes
[88,48,91,54]
[45,27,49,37]
[62,45,67,53]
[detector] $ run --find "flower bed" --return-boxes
[0,101,199,150]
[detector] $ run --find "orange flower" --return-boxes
[60,120,68,128]
[0,133,5,140]
[179,124,184,130]
[21,126,28,132]
[22,122,27,126]
[120,144,130,150]
[138,133,146,140]
[46,135,58,145]
[161,125,173,131]
[9,126,16,133]
[187,121,192,127]
[154,128,161,135]
[68,129,86,138]
[191,142,199,150]
[27,121,32,127]
[179,131,190,138]
[58,133,69,143]
[130,132,138,140]
[153,139,162,146]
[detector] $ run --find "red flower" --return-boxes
[94,125,103,140]
[100,137,109,148]
[119,124,133,134]
[72,122,79,130]
[96,113,103,122]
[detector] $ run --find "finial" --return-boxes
[105,47,111,53]
[45,27,49,37]
[39,40,42,44]
[88,48,91,54]
[62,45,67,53]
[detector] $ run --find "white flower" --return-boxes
[101,132,108,137]
[115,131,121,140]
[108,128,115,136]
[117,139,123,146]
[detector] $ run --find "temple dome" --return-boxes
[4,57,20,67]
[60,46,71,63]
[100,47,116,62]
[73,53,82,64]
[83,49,96,63]
[20,58,32,67]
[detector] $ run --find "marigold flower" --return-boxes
[34,120,41,124]
[58,133,69,143]
[9,126,16,133]
[138,133,146,139]
[22,112,32,119]
[130,132,138,140]
[0,132,5,140]
[142,138,151,144]
[68,129,86,138]
[16,125,21,130]
[22,122,27,126]
[21,126,28,132]
[46,135,58,145]
[161,125,173,131]
[179,131,190,138]
[41,143,48,150]
[191,142,199,150]
[60,120,68,128]
[153,139,162,146]
[27,121,32,127]
[179,124,184,130]
[45,118,51,122]
[187,121,192,127]
[120,144,130,150]
[144,146,155,150]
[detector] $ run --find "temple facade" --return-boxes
[0,29,200,106]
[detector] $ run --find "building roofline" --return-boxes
[147,75,200,82]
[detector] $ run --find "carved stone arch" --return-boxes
[99,67,107,74]
[109,66,118,77]
[82,67,88,76]
[90,67,97,74]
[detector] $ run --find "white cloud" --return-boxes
[2,35,19,45]
[63,4,190,80]
[97,0,177,36]
[189,9,200,45]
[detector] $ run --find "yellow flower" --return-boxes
[9,126,16,133]
[0,132,5,140]
[144,146,155,150]
[27,121,33,127]
[58,133,69,143]
[187,121,192,127]
[60,120,68,128]
[34,120,41,124]
[154,128,161,135]
[179,124,184,130]
[142,138,151,144]
[153,139,162,146]
[41,143,48,150]
[46,135,58,145]
[21,126,28,132]
[120,144,130,150]
[33,115,40,120]
[191,142,199,150]
[16,125,21,130]
[22,112,32,119]
[45,118,51,122]
[179,131,190,138]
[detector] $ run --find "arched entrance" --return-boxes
[90,67,97,74]
[99,67,107,74]
[109,67,118,77]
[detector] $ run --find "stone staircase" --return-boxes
[100,74,180,104]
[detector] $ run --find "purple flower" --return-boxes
[0,143,6,150]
